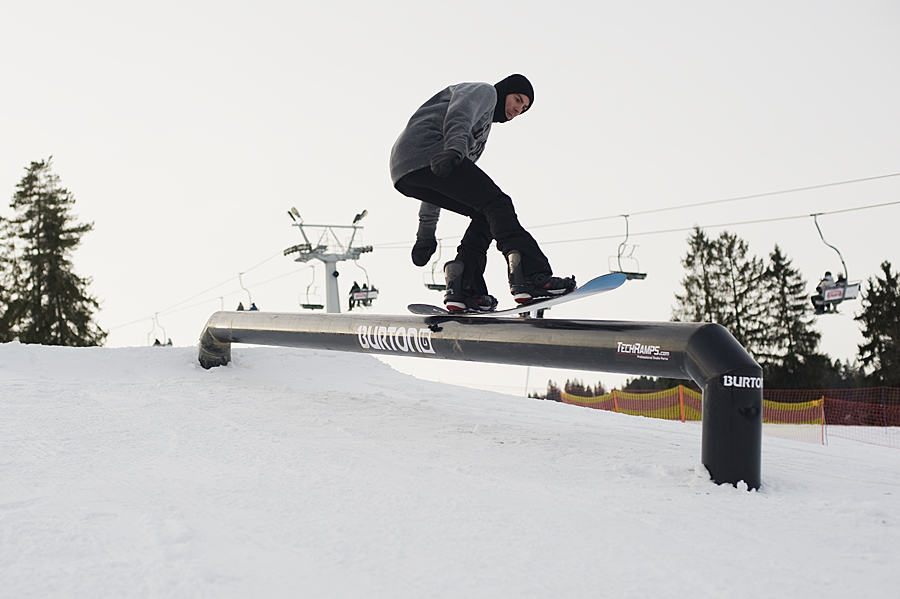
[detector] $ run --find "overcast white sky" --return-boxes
[2,1,898,394]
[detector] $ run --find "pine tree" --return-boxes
[623,376,700,392]
[672,227,766,352]
[673,227,723,323]
[761,245,817,356]
[7,158,106,346]
[715,231,767,351]
[855,261,900,386]
[0,216,22,342]
[757,245,823,385]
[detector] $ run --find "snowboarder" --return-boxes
[390,74,575,312]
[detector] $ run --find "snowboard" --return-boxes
[408,272,627,317]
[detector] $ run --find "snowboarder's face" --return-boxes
[505,93,530,121]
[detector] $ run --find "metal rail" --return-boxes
[199,311,762,489]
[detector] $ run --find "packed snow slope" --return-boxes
[1,342,898,598]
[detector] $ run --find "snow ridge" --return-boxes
[1,343,898,598]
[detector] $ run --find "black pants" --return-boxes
[395,159,552,296]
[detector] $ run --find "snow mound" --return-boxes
[1,342,898,598]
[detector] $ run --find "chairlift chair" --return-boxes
[348,281,379,310]
[809,214,861,315]
[608,215,647,280]
[424,239,447,291]
[300,268,324,310]
[348,259,379,311]
[147,313,168,347]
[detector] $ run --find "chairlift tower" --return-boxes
[283,208,375,314]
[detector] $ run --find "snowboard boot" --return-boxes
[443,261,499,313]
[506,250,576,304]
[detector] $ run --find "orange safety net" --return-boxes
[560,386,900,448]
[762,398,824,425]
[821,397,900,447]
[767,388,900,447]
[761,398,825,445]
[561,386,702,422]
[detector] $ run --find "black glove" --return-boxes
[411,238,438,267]
[430,150,463,177]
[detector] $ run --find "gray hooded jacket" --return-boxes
[389,82,497,185]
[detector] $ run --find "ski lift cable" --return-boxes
[147,251,283,317]
[188,252,301,312]
[372,196,900,253]
[157,266,315,317]
[528,172,900,230]
[239,250,285,275]
[110,314,165,332]
[110,192,897,335]
[369,175,900,250]
[540,199,900,246]
[109,192,895,335]
[376,235,452,250]
[113,193,896,332]
[108,265,316,331]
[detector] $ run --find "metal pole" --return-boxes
[323,257,340,314]
[198,311,762,489]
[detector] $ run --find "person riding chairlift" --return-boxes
[812,271,838,315]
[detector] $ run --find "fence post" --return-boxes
[612,389,620,413]
[678,385,686,423]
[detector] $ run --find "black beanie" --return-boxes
[493,74,534,123]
